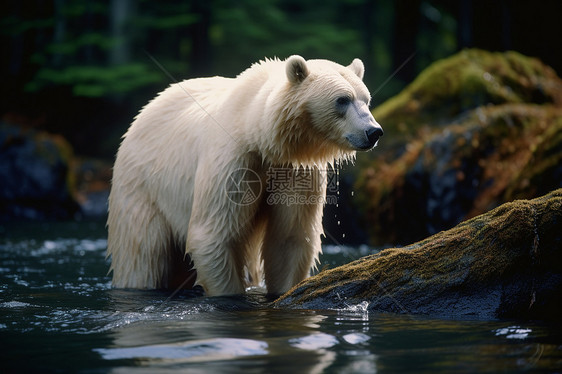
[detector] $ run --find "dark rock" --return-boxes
[0,121,79,220]
[73,158,112,218]
[362,104,562,245]
[322,166,370,245]
[275,189,562,320]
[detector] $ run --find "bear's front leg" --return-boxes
[186,160,262,296]
[262,198,325,295]
[186,226,246,296]
[262,168,327,295]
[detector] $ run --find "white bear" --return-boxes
[106,55,383,296]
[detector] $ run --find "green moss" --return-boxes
[505,114,562,200]
[276,190,562,319]
[370,49,562,150]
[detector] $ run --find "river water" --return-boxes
[1,220,561,373]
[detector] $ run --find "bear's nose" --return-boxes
[365,127,384,144]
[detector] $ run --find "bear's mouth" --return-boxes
[345,128,383,151]
[357,142,378,150]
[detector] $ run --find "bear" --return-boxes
[106,55,383,296]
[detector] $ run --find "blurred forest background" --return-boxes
[1,0,562,243]
[2,0,561,157]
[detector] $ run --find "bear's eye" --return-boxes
[336,96,351,106]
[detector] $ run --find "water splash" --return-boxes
[343,301,370,314]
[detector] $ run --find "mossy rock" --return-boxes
[370,49,562,151]
[350,50,562,246]
[0,121,79,220]
[275,189,562,320]
[357,103,562,245]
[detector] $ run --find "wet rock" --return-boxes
[0,121,79,220]
[359,104,562,245]
[275,189,562,320]
[355,50,562,245]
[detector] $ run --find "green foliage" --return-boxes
[211,0,363,73]
[45,33,116,56]
[3,0,460,100]
[26,63,162,97]
[59,2,107,17]
[133,14,199,29]
[0,15,53,35]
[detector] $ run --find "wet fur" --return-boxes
[107,56,376,296]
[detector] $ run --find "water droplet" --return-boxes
[351,191,354,197]
[337,221,341,226]
[342,233,346,238]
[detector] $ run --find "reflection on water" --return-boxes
[1,220,561,373]
[494,326,533,340]
[96,337,269,362]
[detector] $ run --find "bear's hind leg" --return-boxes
[107,195,175,289]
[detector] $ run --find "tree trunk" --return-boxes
[392,0,420,83]
[110,0,134,66]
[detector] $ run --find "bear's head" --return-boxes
[275,55,383,166]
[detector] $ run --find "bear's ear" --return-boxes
[348,58,365,80]
[286,55,309,84]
